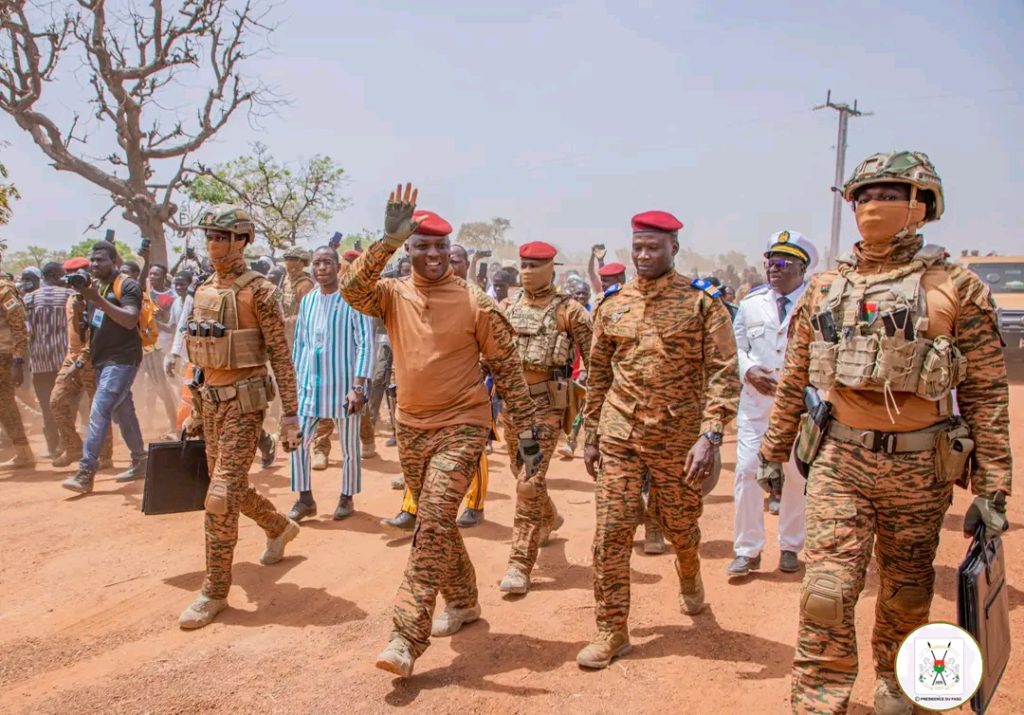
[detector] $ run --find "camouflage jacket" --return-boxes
[584,270,740,447]
[760,262,1012,497]
[0,279,27,359]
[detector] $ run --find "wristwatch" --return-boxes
[352,384,365,396]
[702,431,723,446]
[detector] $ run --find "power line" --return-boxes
[814,90,872,267]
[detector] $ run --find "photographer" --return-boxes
[62,241,148,494]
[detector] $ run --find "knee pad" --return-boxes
[516,479,539,499]
[204,480,230,515]
[884,585,930,615]
[801,574,844,626]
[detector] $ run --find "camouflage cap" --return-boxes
[842,151,944,221]
[282,246,312,263]
[197,204,255,239]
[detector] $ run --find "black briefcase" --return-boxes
[957,526,1011,714]
[141,433,210,515]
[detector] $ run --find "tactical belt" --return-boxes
[200,375,273,404]
[827,419,945,454]
[528,381,553,397]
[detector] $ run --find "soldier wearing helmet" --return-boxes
[758,152,1012,714]
[177,205,304,630]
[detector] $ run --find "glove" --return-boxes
[517,427,544,480]
[964,493,1009,541]
[182,413,202,438]
[755,459,784,498]
[164,353,180,379]
[383,182,422,246]
[279,416,302,453]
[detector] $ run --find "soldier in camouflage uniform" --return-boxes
[578,210,740,669]
[758,152,1012,714]
[177,205,303,630]
[498,240,592,595]
[0,256,33,469]
[341,183,539,678]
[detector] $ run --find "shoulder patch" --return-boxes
[690,277,721,299]
[3,298,17,312]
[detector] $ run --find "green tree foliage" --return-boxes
[189,143,349,251]
[0,145,18,227]
[68,238,138,263]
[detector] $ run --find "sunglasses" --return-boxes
[764,258,800,270]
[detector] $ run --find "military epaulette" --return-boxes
[740,284,769,302]
[690,277,721,299]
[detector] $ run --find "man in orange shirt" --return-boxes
[759,152,1012,714]
[341,183,539,678]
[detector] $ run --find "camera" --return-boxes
[62,269,92,290]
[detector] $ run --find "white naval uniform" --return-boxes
[732,282,807,559]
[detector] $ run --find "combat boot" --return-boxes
[390,476,405,490]
[362,441,377,459]
[114,456,148,483]
[258,431,277,469]
[557,442,574,460]
[643,524,666,555]
[538,511,565,547]
[381,510,415,530]
[311,451,328,471]
[576,631,631,669]
[456,507,484,528]
[874,676,913,715]
[52,449,82,468]
[499,565,530,595]
[0,444,35,469]
[679,570,706,615]
[376,637,415,677]
[178,594,228,630]
[260,519,300,565]
[431,602,482,637]
[287,499,317,522]
[62,467,95,494]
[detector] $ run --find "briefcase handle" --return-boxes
[970,522,994,580]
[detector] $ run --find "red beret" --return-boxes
[63,257,90,271]
[631,210,683,234]
[519,241,558,260]
[598,262,627,277]
[412,210,452,237]
[342,249,361,261]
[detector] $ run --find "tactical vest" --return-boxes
[281,274,312,319]
[807,244,965,408]
[185,271,268,370]
[506,293,573,372]
[0,281,19,354]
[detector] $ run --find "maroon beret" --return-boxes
[519,241,558,260]
[631,210,683,234]
[598,262,627,277]
[412,210,452,237]
[342,249,361,261]
[63,257,90,271]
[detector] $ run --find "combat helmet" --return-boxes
[282,246,312,264]
[841,151,944,222]
[197,204,255,241]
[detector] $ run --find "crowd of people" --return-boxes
[0,149,1014,715]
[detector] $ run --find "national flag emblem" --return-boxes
[862,301,879,324]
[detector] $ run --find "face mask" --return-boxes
[855,201,927,244]
[520,262,555,295]
[206,237,246,273]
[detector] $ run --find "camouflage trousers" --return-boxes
[312,412,376,457]
[49,355,112,459]
[0,354,28,445]
[793,437,953,714]
[503,402,563,574]
[594,436,703,633]
[401,449,489,513]
[201,396,289,600]
[392,422,489,657]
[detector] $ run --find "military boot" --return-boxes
[431,602,482,637]
[381,510,415,530]
[576,631,631,669]
[456,507,484,528]
[643,524,666,555]
[0,444,36,469]
[260,519,300,565]
[114,456,148,483]
[375,637,415,677]
[361,440,378,459]
[62,467,96,494]
[678,569,706,615]
[311,451,328,471]
[499,565,530,595]
[538,511,565,547]
[52,449,82,468]
[178,594,228,630]
[874,676,913,715]
[390,476,405,490]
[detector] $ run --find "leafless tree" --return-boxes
[0,0,277,266]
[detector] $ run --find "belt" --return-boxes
[200,376,270,404]
[827,419,946,454]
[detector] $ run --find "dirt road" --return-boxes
[2,387,1022,714]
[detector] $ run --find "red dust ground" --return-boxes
[1,386,1022,714]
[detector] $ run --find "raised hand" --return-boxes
[384,182,421,244]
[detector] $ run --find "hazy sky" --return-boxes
[2,1,1022,266]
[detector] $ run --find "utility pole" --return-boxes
[814,91,871,267]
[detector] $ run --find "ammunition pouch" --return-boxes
[508,294,573,371]
[528,377,569,411]
[185,329,267,370]
[808,340,839,391]
[200,375,276,415]
[935,417,974,487]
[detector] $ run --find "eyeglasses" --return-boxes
[764,258,800,270]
